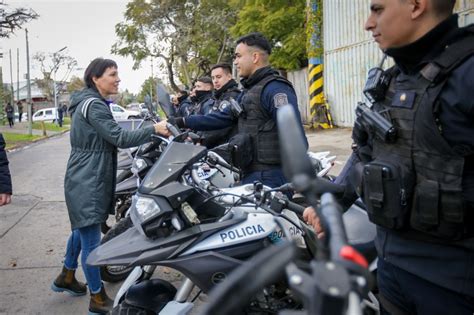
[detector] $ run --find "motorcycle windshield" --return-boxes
[140,142,207,193]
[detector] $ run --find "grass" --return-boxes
[30,118,70,132]
[2,133,43,150]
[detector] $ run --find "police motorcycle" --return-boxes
[101,133,171,282]
[101,128,241,283]
[202,105,379,315]
[86,123,325,314]
[88,126,375,314]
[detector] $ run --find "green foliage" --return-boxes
[112,0,238,90]
[137,77,162,103]
[113,0,320,85]
[66,76,85,94]
[230,0,307,70]
[306,0,323,59]
[115,89,136,106]
[31,121,69,132]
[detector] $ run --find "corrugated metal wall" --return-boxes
[287,68,310,124]
[324,0,474,127]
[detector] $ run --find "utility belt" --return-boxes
[361,158,473,241]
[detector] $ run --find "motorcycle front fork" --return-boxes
[174,278,195,303]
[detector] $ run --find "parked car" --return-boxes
[14,112,29,122]
[110,104,141,120]
[126,103,149,116]
[32,108,57,122]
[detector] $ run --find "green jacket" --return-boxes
[65,88,155,230]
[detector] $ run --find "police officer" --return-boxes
[189,76,214,116]
[199,63,241,148]
[304,0,474,314]
[175,90,193,118]
[159,32,307,188]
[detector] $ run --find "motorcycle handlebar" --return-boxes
[318,193,348,262]
[206,151,240,174]
[166,123,181,137]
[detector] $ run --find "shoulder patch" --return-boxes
[218,100,230,111]
[273,93,289,108]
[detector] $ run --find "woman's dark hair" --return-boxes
[84,58,118,89]
[236,32,272,55]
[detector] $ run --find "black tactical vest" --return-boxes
[238,74,292,172]
[362,31,474,241]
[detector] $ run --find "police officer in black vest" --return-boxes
[199,63,241,148]
[158,32,307,188]
[304,0,474,313]
[189,76,214,116]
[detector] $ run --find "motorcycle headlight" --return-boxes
[131,158,147,176]
[131,195,161,223]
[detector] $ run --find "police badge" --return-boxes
[273,93,289,108]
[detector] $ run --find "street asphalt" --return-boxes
[0,128,352,315]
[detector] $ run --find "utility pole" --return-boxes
[52,46,67,122]
[9,49,14,105]
[0,64,4,125]
[17,48,20,103]
[150,57,154,106]
[26,28,32,135]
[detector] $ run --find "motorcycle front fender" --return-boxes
[114,266,144,307]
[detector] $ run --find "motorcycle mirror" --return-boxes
[277,105,315,191]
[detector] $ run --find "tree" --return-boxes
[112,0,238,91]
[137,76,162,103]
[0,3,38,38]
[33,49,78,104]
[66,75,85,94]
[115,89,136,106]
[230,0,308,70]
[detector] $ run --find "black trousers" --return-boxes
[378,258,474,315]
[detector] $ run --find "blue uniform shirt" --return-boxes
[185,80,307,148]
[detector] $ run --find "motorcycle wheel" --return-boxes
[100,217,134,282]
[111,302,155,315]
[101,194,132,235]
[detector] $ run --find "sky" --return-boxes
[1,0,155,94]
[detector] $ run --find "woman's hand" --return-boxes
[154,120,172,137]
[303,206,325,239]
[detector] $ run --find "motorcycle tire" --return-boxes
[111,302,155,315]
[100,217,134,283]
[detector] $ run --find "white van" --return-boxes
[110,104,141,120]
[32,108,58,122]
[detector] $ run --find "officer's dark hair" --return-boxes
[431,0,456,16]
[197,76,213,85]
[84,58,118,89]
[178,90,188,97]
[236,32,272,55]
[211,63,232,74]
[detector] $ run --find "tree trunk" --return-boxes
[158,54,180,92]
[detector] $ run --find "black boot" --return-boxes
[51,266,87,296]
[89,285,114,314]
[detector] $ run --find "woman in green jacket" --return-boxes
[51,58,168,314]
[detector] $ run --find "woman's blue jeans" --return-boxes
[63,224,102,294]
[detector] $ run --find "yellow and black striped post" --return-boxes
[309,63,333,129]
